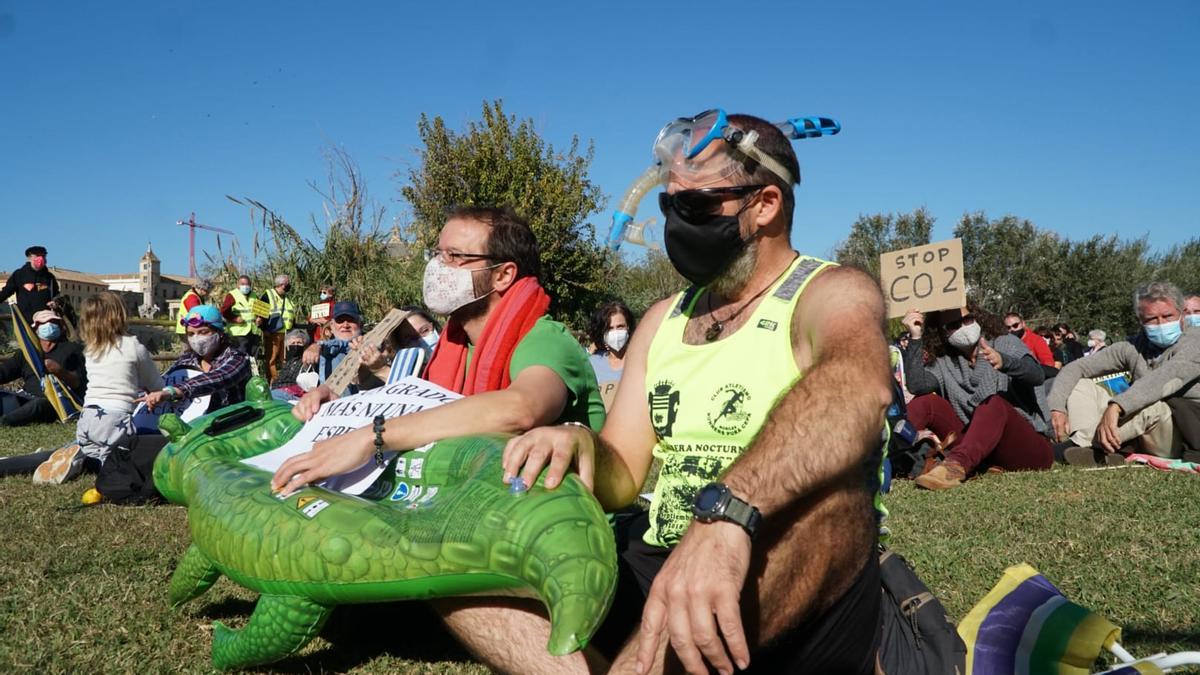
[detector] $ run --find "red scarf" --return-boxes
[425,277,551,395]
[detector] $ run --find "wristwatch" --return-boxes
[691,482,761,538]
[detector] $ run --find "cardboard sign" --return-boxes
[251,299,272,318]
[879,238,966,318]
[323,309,411,396]
[242,375,461,495]
[310,302,330,320]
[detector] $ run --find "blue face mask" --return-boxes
[1144,320,1182,349]
[37,323,62,341]
[1186,315,1200,328]
[239,285,252,295]
[320,292,330,301]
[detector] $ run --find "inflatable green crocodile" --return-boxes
[153,379,617,670]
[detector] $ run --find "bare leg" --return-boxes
[432,597,608,675]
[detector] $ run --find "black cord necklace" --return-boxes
[704,254,798,342]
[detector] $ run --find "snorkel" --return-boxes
[606,110,841,251]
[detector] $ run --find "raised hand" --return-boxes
[901,309,925,339]
[978,337,1003,370]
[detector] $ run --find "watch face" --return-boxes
[695,485,723,512]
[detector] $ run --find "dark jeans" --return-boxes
[0,448,100,477]
[907,393,1053,474]
[0,391,57,427]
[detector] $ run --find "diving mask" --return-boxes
[607,109,840,250]
[652,108,796,186]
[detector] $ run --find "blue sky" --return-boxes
[1,0,1197,278]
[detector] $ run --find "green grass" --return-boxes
[2,421,1198,672]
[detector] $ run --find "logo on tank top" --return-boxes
[649,380,681,437]
[707,383,752,435]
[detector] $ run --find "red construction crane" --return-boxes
[176,212,235,278]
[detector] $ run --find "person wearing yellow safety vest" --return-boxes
[257,273,296,381]
[220,274,262,359]
[174,278,213,340]
[468,112,893,674]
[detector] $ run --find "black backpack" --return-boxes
[877,548,967,675]
[94,434,169,505]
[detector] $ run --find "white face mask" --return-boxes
[188,333,221,357]
[296,370,320,392]
[947,322,982,350]
[604,328,629,353]
[422,256,498,316]
[421,329,439,349]
[238,285,252,295]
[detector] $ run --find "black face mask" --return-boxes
[1012,328,1026,338]
[286,345,305,360]
[663,202,748,287]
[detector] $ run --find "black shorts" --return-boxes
[591,510,881,674]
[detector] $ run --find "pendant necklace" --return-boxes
[704,254,799,342]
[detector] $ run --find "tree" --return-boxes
[607,250,686,317]
[399,100,609,328]
[952,211,1155,339]
[833,207,935,277]
[214,147,411,322]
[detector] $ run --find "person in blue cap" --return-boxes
[299,300,366,395]
[138,305,251,414]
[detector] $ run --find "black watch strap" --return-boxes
[723,494,762,539]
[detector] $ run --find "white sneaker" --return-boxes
[33,444,84,485]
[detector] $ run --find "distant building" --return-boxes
[96,243,196,319]
[2,243,195,320]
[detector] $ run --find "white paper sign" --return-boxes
[242,375,462,495]
[131,367,211,433]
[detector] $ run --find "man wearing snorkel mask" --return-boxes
[1049,280,1200,463]
[484,111,891,675]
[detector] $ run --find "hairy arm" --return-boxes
[722,266,892,516]
[391,366,570,446]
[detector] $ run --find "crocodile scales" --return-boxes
[153,379,617,670]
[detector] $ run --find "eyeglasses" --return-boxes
[424,249,498,265]
[658,185,767,223]
[943,315,976,332]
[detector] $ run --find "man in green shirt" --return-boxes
[271,206,604,491]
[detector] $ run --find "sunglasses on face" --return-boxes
[943,315,976,332]
[658,185,767,223]
[1005,322,1021,330]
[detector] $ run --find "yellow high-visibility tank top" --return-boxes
[643,255,834,546]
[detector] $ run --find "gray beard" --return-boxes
[708,239,759,298]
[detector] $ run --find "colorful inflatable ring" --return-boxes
[153,378,617,670]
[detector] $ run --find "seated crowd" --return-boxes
[895,280,1200,491]
[6,110,1200,674]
